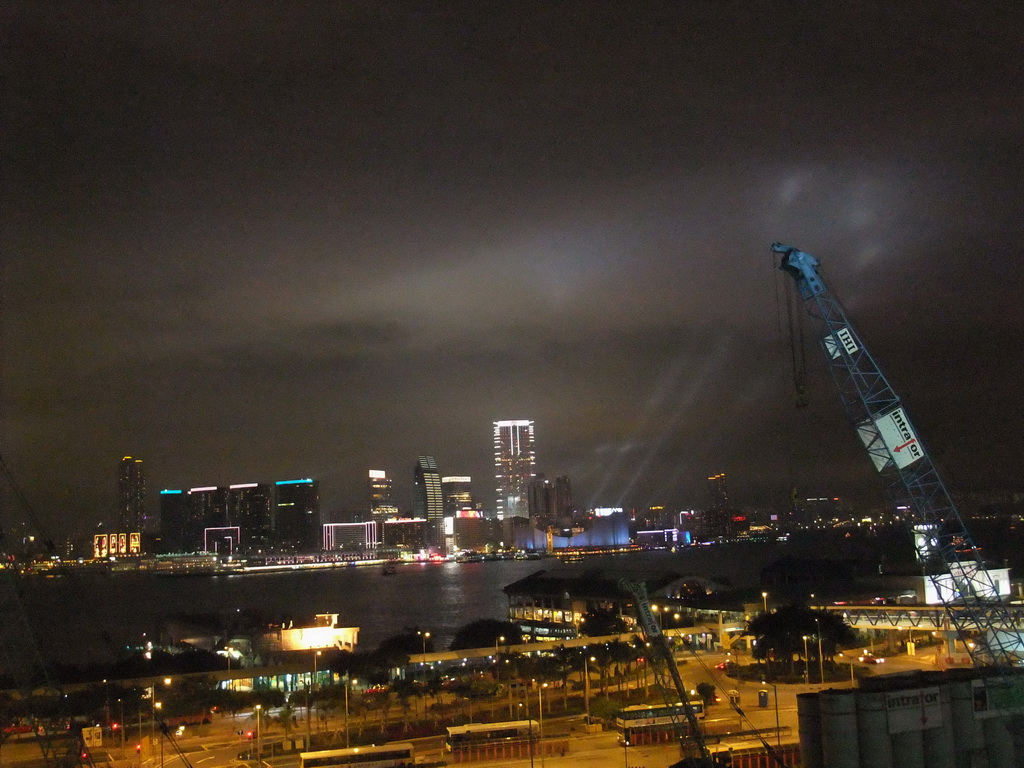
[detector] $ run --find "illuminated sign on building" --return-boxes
[93,532,142,558]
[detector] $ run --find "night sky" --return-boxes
[3,2,1023,538]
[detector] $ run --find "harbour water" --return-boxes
[19,542,801,666]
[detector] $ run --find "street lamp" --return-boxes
[815,618,825,683]
[761,680,781,746]
[762,592,768,613]
[255,704,262,765]
[496,635,505,655]
[344,676,357,748]
[537,682,548,768]
[802,636,810,685]
[418,630,431,655]
[154,703,163,768]
[584,654,594,722]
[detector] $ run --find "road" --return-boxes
[2,648,947,768]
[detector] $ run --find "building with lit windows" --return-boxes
[494,420,535,520]
[441,476,474,515]
[323,521,377,551]
[413,456,444,545]
[227,483,273,553]
[186,487,226,551]
[118,456,147,532]
[274,478,320,552]
[382,518,428,549]
[368,470,397,531]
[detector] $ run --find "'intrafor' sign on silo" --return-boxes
[886,687,943,733]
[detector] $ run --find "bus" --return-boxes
[614,701,705,746]
[299,743,415,768]
[445,720,538,751]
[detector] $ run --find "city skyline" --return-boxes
[4,4,1023,539]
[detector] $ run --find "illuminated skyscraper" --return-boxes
[413,456,444,544]
[118,456,147,531]
[493,420,535,520]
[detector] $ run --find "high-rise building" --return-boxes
[368,470,397,535]
[159,489,187,552]
[494,420,535,520]
[441,476,474,515]
[118,456,147,532]
[413,456,444,544]
[274,479,320,552]
[227,483,273,553]
[186,486,226,552]
[528,474,554,528]
[553,475,575,523]
[708,473,729,509]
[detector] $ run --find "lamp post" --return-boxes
[255,704,262,765]
[496,635,505,656]
[118,698,125,757]
[154,703,163,768]
[802,636,810,685]
[538,682,548,768]
[584,654,593,722]
[815,618,825,684]
[344,676,356,748]
[762,591,768,613]
[761,680,781,746]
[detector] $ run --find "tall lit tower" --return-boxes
[493,420,536,520]
[118,456,147,531]
[413,456,444,544]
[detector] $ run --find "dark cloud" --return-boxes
[2,1,1023,536]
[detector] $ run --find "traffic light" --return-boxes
[246,731,254,740]
[135,744,141,754]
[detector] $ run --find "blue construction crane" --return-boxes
[773,243,1024,667]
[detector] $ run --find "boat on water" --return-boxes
[382,562,398,575]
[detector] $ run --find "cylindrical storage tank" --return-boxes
[922,684,956,768]
[856,691,894,768]
[983,716,1015,768]
[949,680,983,765]
[821,690,860,768]
[890,725,925,768]
[798,692,823,768]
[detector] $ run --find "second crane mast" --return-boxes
[773,242,1022,667]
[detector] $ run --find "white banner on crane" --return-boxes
[875,407,924,469]
[824,326,859,359]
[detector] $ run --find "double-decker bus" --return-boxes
[445,720,538,751]
[614,701,704,745]
[299,743,415,768]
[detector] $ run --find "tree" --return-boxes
[746,604,855,680]
[448,619,518,651]
[579,609,628,637]
[695,682,716,707]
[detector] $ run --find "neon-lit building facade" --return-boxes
[494,420,535,520]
